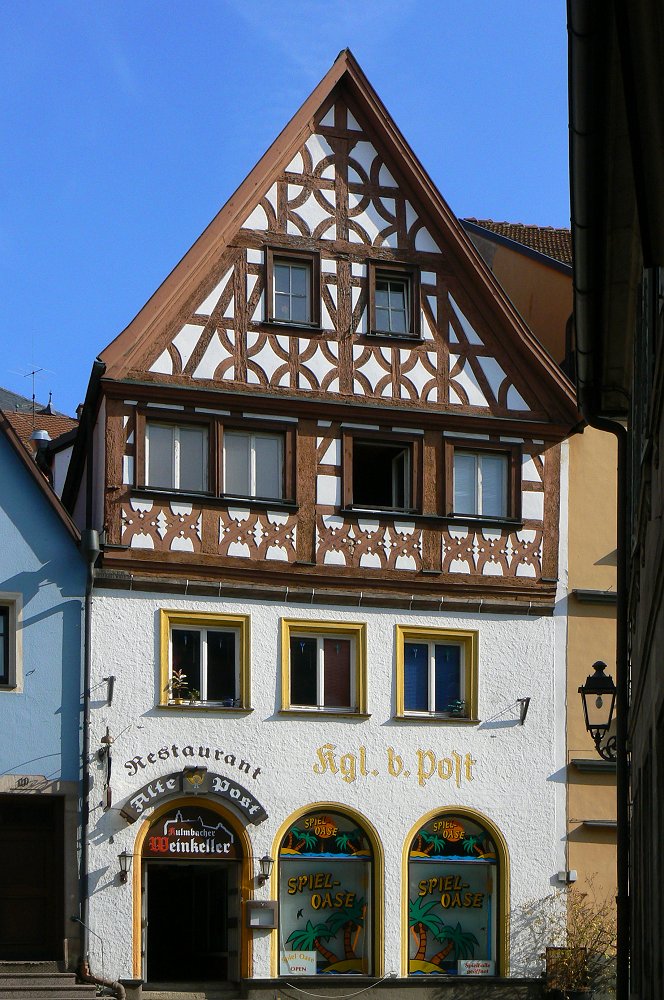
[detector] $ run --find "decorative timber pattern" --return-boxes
[143,99,541,419]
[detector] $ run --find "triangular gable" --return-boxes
[100,50,578,427]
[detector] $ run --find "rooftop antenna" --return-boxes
[23,367,44,428]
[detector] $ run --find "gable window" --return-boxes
[223,430,283,500]
[369,263,420,338]
[281,619,367,715]
[0,597,19,690]
[145,421,209,493]
[445,441,520,521]
[343,432,421,513]
[160,610,250,709]
[266,248,320,327]
[396,626,477,720]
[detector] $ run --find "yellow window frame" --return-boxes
[395,625,478,722]
[280,618,368,715]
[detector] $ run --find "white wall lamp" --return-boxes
[118,850,133,884]
[257,855,274,885]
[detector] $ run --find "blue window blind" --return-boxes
[434,644,461,712]
[404,642,428,711]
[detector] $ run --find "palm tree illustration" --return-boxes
[423,833,446,855]
[325,895,366,959]
[285,826,318,852]
[429,921,480,966]
[286,920,339,966]
[413,828,432,854]
[461,834,483,857]
[408,896,443,961]
[335,831,352,853]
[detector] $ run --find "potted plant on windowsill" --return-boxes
[188,688,200,705]
[165,669,188,705]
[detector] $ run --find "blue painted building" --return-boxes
[0,405,85,964]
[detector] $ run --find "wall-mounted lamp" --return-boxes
[578,660,617,761]
[118,850,133,884]
[257,855,274,886]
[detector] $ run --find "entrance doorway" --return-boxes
[0,795,64,960]
[145,861,239,982]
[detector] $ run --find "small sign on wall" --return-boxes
[281,951,317,976]
[458,959,495,976]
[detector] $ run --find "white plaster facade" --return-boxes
[86,583,568,982]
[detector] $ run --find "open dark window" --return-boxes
[349,438,413,512]
[369,263,420,337]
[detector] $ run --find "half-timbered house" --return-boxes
[64,51,579,995]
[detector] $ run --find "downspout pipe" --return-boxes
[568,5,629,996]
[79,526,99,965]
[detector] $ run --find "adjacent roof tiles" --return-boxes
[464,219,572,267]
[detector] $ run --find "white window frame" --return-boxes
[145,421,209,492]
[273,259,312,324]
[374,273,411,334]
[280,619,367,715]
[223,430,284,499]
[0,594,22,692]
[403,639,465,717]
[453,450,508,517]
[169,624,241,704]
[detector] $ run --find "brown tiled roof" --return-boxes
[464,219,572,267]
[1,410,78,454]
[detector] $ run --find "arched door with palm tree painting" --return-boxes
[407,812,502,976]
[279,809,373,976]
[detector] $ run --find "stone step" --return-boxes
[0,971,99,997]
[0,962,64,975]
[143,990,241,1000]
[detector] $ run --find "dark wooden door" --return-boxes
[0,795,64,959]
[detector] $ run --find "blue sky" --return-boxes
[0,2,569,417]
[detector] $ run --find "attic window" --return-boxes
[369,263,420,337]
[265,248,321,327]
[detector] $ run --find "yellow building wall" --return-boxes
[472,232,617,897]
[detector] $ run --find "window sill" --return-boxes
[158,702,253,714]
[446,514,523,529]
[132,487,297,512]
[261,319,323,334]
[394,713,480,724]
[361,332,423,345]
[341,506,420,518]
[279,708,371,719]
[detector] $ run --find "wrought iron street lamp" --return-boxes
[578,660,617,761]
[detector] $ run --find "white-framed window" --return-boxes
[281,619,367,714]
[160,611,250,709]
[453,450,508,518]
[396,626,477,720]
[374,274,410,334]
[266,249,320,327]
[274,260,311,324]
[223,430,284,500]
[0,595,20,690]
[145,421,208,492]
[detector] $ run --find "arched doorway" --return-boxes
[276,805,382,977]
[404,808,509,977]
[133,798,252,984]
